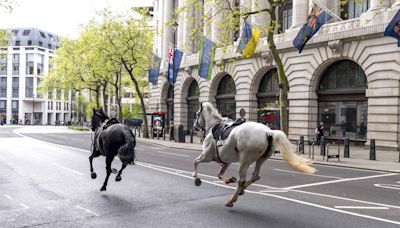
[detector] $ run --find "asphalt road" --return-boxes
[0,126,399,228]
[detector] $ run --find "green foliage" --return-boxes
[68,125,90,131]
[121,103,142,119]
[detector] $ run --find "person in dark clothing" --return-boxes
[316,121,324,146]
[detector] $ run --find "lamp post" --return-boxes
[32,93,35,125]
[170,20,178,140]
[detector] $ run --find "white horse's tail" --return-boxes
[271,131,316,174]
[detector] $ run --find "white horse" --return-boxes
[192,102,315,207]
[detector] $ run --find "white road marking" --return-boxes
[16,171,25,176]
[334,206,389,210]
[274,168,343,179]
[259,189,289,193]
[51,163,83,176]
[283,173,398,190]
[137,162,400,226]
[4,195,13,200]
[374,184,400,191]
[137,145,163,150]
[8,219,16,222]
[19,203,29,209]
[154,150,190,158]
[75,205,99,216]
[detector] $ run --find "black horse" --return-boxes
[89,108,136,191]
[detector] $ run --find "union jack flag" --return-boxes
[293,4,332,53]
[167,46,174,82]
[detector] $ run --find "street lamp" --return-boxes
[32,93,35,125]
[170,20,178,140]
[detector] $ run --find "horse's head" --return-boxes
[91,108,109,131]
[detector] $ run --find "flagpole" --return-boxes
[312,0,343,21]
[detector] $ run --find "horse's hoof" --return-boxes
[115,175,121,182]
[91,172,97,179]
[100,186,106,191]
[239,190,245,195]
[111,168,118,174]
[194,177,202,186]
[225,201,234,207]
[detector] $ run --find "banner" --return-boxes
[198,37,216,80]
[172,49,183,84]
[384,9,400,47]
[293,4,332,53]
[237,21,261,58]
[167,46,174,83]
[148,54,161,85]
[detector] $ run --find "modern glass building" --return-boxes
[148,0,400,149]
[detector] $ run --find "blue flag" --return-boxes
[293,4,332,53]
[384,9,400,47]
[172,49,183,84]
[237,21,261,58]
[198,37,216,80]
[167,46,174,83]
[148,54,161,85]
[237,21,252,53]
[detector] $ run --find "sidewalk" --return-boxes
[137,134,400,173]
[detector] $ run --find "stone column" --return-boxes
[291,0,309,28]
[177,0,185,50]
[317,0,340,20]
[203,0,212,38]
[251,0,270,36]
[162,1,173,60]
[211,0,224,44]
[183,1,195,53]
[369,0,391,11]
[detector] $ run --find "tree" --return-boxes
[0,0,14,46]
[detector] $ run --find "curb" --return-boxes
[136,138,400,174]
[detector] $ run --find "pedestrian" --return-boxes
[315,121,324,146]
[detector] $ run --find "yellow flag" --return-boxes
[242,27,261,58]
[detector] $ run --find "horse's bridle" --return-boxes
[195,104,220,141]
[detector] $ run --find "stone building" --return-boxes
[148,0,400,149]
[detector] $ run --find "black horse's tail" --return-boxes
[118,127,136,164]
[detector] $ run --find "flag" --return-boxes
[198,37,216,80]
[148,54,161,85]
[167,46,174,83]
[293,4,332,53]
[237,21,261,58]
[384,9,400,47]
[172,49,183,84]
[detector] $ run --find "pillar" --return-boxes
[291,0,309,28]
[369,0,391,11]
[162,1,173,60]
[251,0,270,36]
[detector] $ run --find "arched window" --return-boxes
[216,75,236,120]
[317,60,367,140]
[187,80,199,131]
[257,69,280,129]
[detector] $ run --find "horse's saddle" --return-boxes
[101,118,119,130]
[212,118,245,141]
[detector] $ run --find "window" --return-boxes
[37,78,42,98]
[0,77,6,97]
[56,89,61,100]
[258,69,279,94]
[38,41,43,47]
[318,60,366,90]
[15,40,20,46]
[0,54,7,75]
[12,77,19,98]
[278,0,293,33]
[12,54,19,75]
[48,44,52,49]
[12,100,18,111]
[27,40,32,46]
[37,54,44,75]
[25,77,33,97]
[341,0,369,20]
[26,53,34,75]
[216,75,236,120]
[39,31,46,38]
[233,0,241,41]
[11,30,18,36]
[257,69,280,128]
[48,34,54,41]
[22,30,30,36]
[48,89,53,99]
[217,75,236,95]
[0,100,6,111]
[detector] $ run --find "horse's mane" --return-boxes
[203,102,223,121]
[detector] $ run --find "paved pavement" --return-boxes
[137,133,400,173]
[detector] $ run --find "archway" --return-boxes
[216,75,236,119]
[165,84,174,131]
[317,60,367,140]
[187,80,199,130]
[257,69,280,129]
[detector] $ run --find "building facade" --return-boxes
[148,0,400,149]
[0,28,72,125]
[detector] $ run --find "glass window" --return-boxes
[39,31,46,38]
[12,77,19,98]
[37,54,44,75]
[341,0,369,20]
[188,80,199,97]
[217,75,236,95]
[26,53,34,75]
[22,30,30,36]
[12,53,19,75]
[38,41,43,47]
[0,77,6,97]
[11,100,18,110]
[25,77,33,97]
[15,40,20,46]
[0,100,6,112]
[278,0,293,33]
[27,40,32,46]
[258,69,279,94]
[0,53,7,75]
[37,78,42,98]
[11,30,18,36]
[319,60,366,90]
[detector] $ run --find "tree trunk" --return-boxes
[123,63,149,138]
[267,3,289,135]
[102,81,108,113]
[95,85,100,108]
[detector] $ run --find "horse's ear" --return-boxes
[99,107,103,112]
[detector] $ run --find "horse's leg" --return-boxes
[100,156,113,191]
[89,150,101,179]
[244,156,267,189]
[192,153,213,186]
[225,162,250,207]
[217,164,236,184]
[115,163,127,182]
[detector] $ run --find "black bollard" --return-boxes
[170,126,174,141]
[320,136,325,156]
[299,136,304,154]
[163,128,166,140]
[151,127,154,139]
[190,130,194,143]
[138,128,141,138]
[157,129,160,140]
[370,139,376,160]
[178,125,185,143]
[344,137,350,158]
